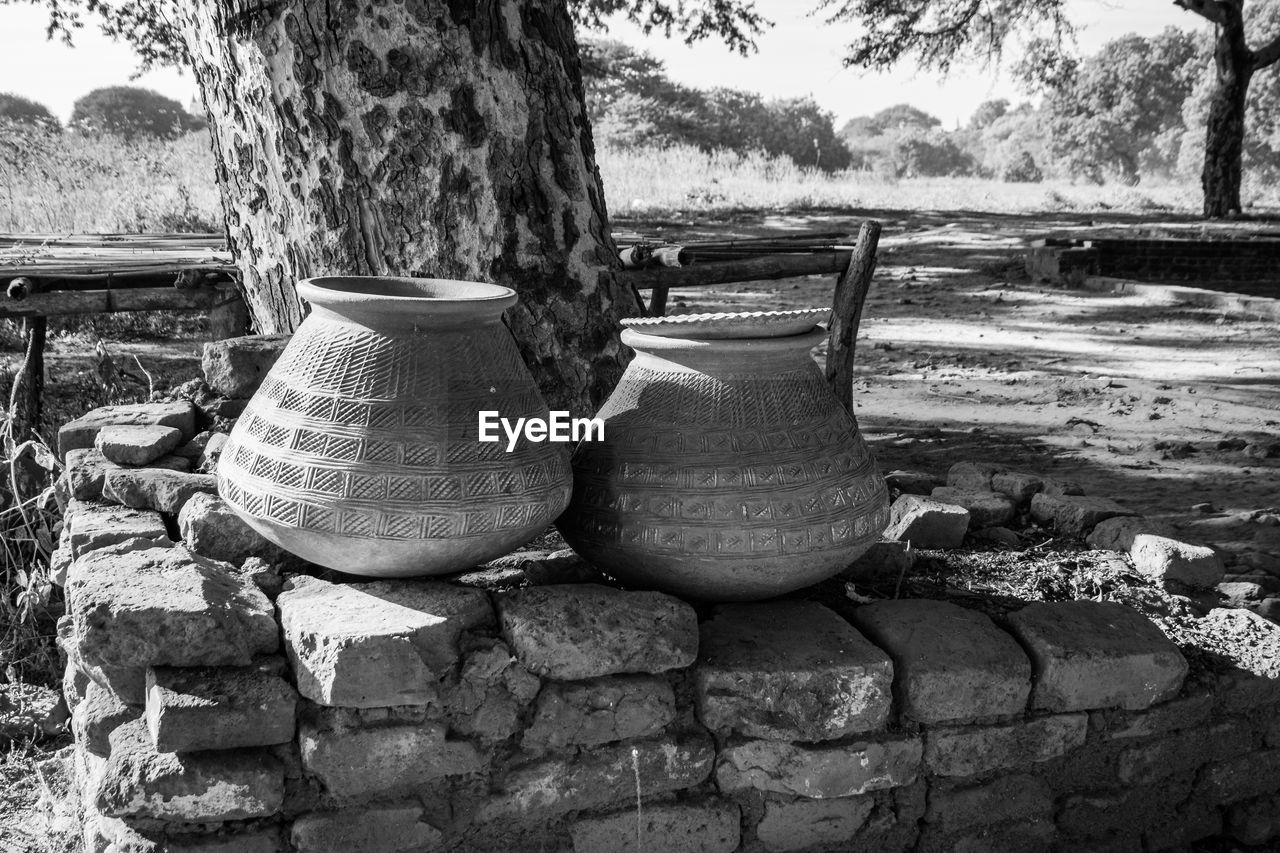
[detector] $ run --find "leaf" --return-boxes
[14,568,28,588]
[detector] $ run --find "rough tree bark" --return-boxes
[175,0,641,414]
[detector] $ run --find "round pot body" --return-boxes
[217,276,571,578]
[557,325,890,600]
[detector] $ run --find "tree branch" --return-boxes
[1253,32,1280,69]
[1172,0,1229,25]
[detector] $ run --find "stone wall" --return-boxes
[47,335,1280,853]
[1025,237,1280,297]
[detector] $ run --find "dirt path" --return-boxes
[618,210,1280,560]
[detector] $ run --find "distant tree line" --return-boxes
[0,86,204,138]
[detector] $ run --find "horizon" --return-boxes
[0,2,1206,128]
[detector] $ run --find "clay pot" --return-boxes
[217,276,571,577]
[557,311,890,601]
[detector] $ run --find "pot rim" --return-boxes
[621,325,827,354]
[297,276,517,318]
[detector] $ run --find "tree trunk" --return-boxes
[1202,13,1252,218]
[176,0,640,415]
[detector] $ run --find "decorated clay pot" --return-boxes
[217,276,571,578]
[557,309,890,601]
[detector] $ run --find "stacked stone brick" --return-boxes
[44,335,1280,851]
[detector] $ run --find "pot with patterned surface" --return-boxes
[557,310,890,601]
[216,276,571,577]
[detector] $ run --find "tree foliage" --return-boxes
[0,92,58,128]
[1045,29,1204,184]
[70,86,203,139]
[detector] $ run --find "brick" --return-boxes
[94,425,184,466]
[523,675,675,749]
[990,471,1044,505]
[299,719,483,800]
[66,448,190,501]
[852,599,1029,724]
[72,681,139,757]
[571,801,741,853]
[883,495,969,548]
[1226,794,1280,846]
[65,500,169,559]
[59,401,196,459]
[924,714,1087,777]
[67,546,278,670]
[102,468,217,515]
[498,584,697,680]
[1029,494,1136,537]
[277,575,492,708]
[178,493,276,564]
[1005,600,1187,712]
[202,334,290,398]
[929,488,1018,529]
[1117,719,1252,785]
[754,796,873,852]
[291,804,443,853]
[946,462,1004,492]
[1098,692,1214,739]
[716,735,922,798]
[57,616,148,705]
[695,601,891,740]
[924,774,1052,831]
[445,640,540,742]
[93,719,282,821]
[1130,534,1225,588]
[146,662,297,753]
[1198,749,1280,805]
[921,819,1054,853]
[477,731,714,819]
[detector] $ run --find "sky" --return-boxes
[0,1,1206,128]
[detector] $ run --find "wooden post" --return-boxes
[825,221,882,414]
[208,289,251,341]
[8,315,46,440]
[649,285,670,317]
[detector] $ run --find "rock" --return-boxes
[201,397,249,420]
[277,575,492,708]
[923,714,1088,776]
[0,682,69,743]
[1130,534,1225,588]
[198,433,228,474]
[930,487,1018,529]
[50,542,72,587]
[1086,516,1173,551]
[695,601,892,740]
[947,462,1005,492]
[1241,551,1280,576]
[1041,478,1085,496]
[146,662,297,753]
[291,805,443,853]
[67,546,278,670]
[522,675,675,749]
[476,731,714,820]
[178,493,275,564]
[94,425,184,466]
[753,797,873,852]
[498,584,698,680]
[171,431,212,460]
[521,548,604,585]
[202,334,290,399]
[1029,493,1137,537]
[1219,581,1268,606]
[1226,794,1280,846]
[715,736,922,798]
[57,616,149,705]
[299,719,483,800]
[1251,597,1280,625]
[72,682,138,757]
[102,468,217,514]
[94,719,283,821]
[59,402,195,460]
[852,600,1030,724]
[570,802,741,853]
[924,773,1053,832]
[445,640,540,742]
[990,471,1045,505]
[66,449,190,501]
[1005,600,1187,712]
[972,526,1022,547]
[842,539,915,581]
[63,660,91,716]
[883,495,970,548]
[885,470,936,495]
[65,501,169,559]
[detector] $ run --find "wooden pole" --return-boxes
[648,285,670,317]
[612,251,852,292]
[826,221,882,414]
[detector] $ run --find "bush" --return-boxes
[1002,151,1044,183]
[70,86,204,140]
[0,93,58,130]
